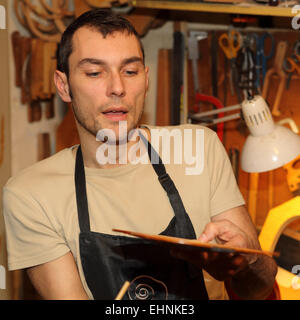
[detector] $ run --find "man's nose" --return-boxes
[107,71,125,97]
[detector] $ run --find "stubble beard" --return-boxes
[70,93,145,145]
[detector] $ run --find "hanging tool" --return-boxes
[254,32,275,91]
[188,31,225,141]
[218,29,242,101]
[188,31,208,94]
[284,54,300,90]
[262,41,287,117]
[283,54,300,89]
[11,32,32,104]
[236,34,257,99]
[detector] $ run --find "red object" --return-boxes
[194,93,225,142]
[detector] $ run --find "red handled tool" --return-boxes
[193,93,225,142]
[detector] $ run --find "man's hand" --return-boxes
[172,219,255,281]
[172,206,278,299]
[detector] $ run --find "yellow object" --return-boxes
[218,30,242,60]
[259,196,300,300]
[283,154,300,194]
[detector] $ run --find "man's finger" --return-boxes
[198,219,244,244]
[198,220,230,243]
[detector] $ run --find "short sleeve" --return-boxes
[3,187,70,271]
[207,133,245,217]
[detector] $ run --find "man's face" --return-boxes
[64,27,149,141]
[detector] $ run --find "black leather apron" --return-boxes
[75,134,209,300]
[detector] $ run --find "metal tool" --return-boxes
[283,54,300,90]
[236,34,256,99]
[283,54,300,75]
[218,29,242,97]
[254,32,275,91]
[188,31,208,93]
[283,36,300,89]
[293,35,300,56]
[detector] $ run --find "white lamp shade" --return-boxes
[241,124,300,173]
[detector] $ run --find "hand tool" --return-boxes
[283,53,300,89]
[236,34,256,99]
[43,41,57,99]
[283,54,300,75]
[191,93,226,142]
[293,35,300,56]
[218,29,242,98]
[283,35,300,86]
[11,33,31,104]
[254,32,275,90]
[262,41,287,117]
[11,31,22,87]
[188,31,208,94]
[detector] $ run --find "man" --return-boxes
[3,9,277,300]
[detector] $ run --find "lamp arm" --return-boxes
[190,104,241,120]
[277,118,299,134]
[199,113,241,127]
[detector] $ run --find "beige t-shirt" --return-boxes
[3,124,245,299]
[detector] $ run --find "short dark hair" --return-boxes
[57,9,145,77]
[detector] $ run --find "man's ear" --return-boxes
[54,70,72,103]
[145,66,150,93]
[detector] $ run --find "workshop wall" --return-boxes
[3,2,300,299]
[8,2,66,175]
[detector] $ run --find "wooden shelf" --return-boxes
[130,1,296,17]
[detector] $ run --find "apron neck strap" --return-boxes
[75,145,91,233]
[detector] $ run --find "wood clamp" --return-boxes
[262,41,288,117]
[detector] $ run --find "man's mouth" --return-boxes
[102,107,128,121]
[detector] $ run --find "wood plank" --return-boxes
[156,49,171,126]
[131,1,295,17]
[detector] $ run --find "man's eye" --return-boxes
[86,72,101,77]
[124,70,138,76]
